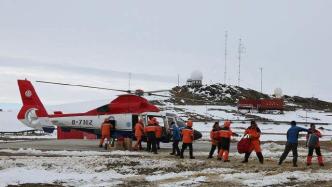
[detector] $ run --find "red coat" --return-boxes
[210,130,219,145]
[134,123,144,137]
[245,127,261,152]
[182,127,194,143]
[144,125,156,133]
[101,122,112,136]
[155,125,162,138]
[306,129,322,147]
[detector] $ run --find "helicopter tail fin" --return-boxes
[17,79,48,120]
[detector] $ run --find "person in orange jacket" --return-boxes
[242,120,264,164]
[218,121,239,162]
[99,118,113,149]
[154,119,163,149]
[208,122,221,159]
[306,123,324,166]
[180,120,195,159]
[133,119,144,150]
[144,118,158,154]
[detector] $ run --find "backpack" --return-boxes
[237,136,251,154]
[307,133,319,148]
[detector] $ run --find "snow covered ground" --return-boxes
[0,143,331,187]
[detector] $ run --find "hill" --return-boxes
[154,84,332,112]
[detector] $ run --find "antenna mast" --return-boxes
[260,67,263,93]
[238,38,244,87]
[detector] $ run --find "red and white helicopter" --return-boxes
[17,80,202,142]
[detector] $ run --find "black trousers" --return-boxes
[279,142,298,165]
[308,147,322,157]
[172,140,180,155]
[157,138,160,149]
[208,144,221,158]
[146,133,157,153]
[181,143,193,158]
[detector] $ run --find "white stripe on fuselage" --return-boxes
[49,114,133,131]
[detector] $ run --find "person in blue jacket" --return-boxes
[278,121,308,167]
[170,121,181,156]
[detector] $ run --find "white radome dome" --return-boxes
[274,88,283,98]
[190,70,203,81]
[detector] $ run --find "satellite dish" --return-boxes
[190,70,203,81]
[274,88,283,98]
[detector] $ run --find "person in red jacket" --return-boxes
[133,119,144,150]
[242,120,264,164]
[208,122,221,159]
[306,123,324,166]
[180,120,195,159]
[218,121,239,162]
[99,118,113,149]
[144,119,158,154]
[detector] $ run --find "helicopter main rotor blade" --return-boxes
[145,89,171,94]
[148,93,171,98]
[36,80,132,93]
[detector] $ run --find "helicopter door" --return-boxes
[132,115,139,131]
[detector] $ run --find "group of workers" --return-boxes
[100,117,325,167]
[208,120,324,166]
[208,120,263,163]
[133,117,163,154]
[133,117,196,158]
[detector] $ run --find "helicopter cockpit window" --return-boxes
[167,117,175,127]
[96,105,109,113]
[175,117,186,127]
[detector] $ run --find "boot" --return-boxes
[293,157,298,167]
[256,152,264,164]
[180,150,184,159]
[170,148,175,155]
[318,156,324,166]
[189,150,195,159]
[306,156,312,166]
[218,150,224,161]
[223,151,229,162]
[242,152,250,163]
[104,143,108,150]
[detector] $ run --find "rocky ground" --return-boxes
[0,140,331,187]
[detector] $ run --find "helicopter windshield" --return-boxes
[175,117,186,127]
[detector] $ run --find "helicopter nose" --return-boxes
[193,130,203,140]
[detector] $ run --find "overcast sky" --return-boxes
[0,0,331,105]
